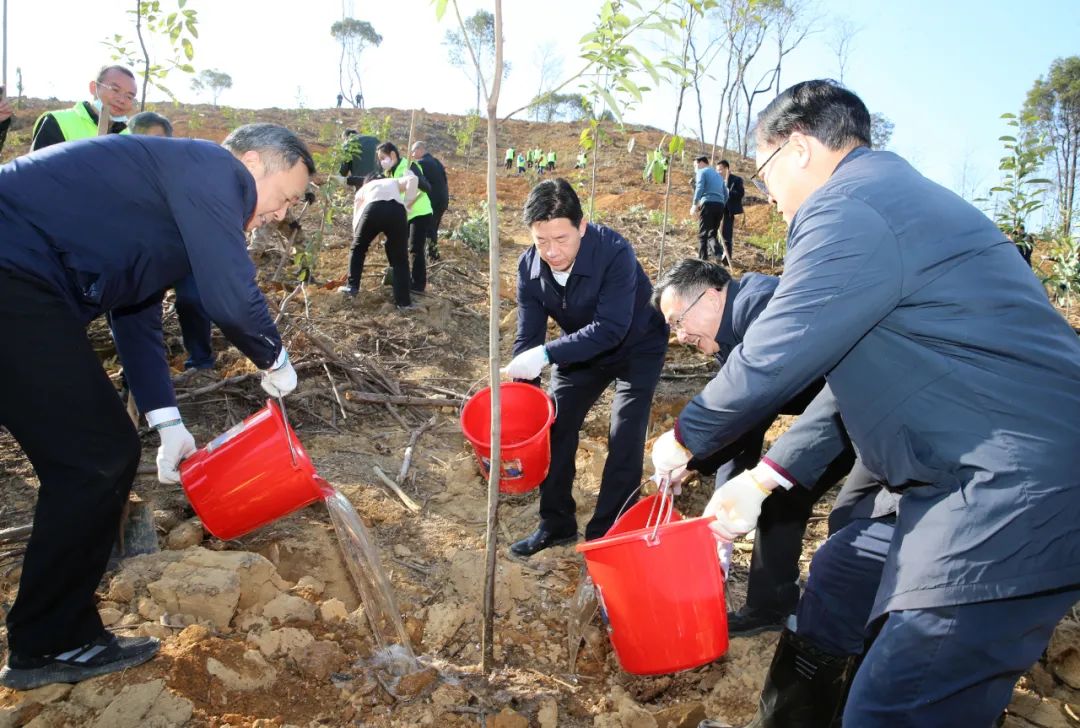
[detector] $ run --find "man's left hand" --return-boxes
[503,345,549,380]
[704,470,774,540]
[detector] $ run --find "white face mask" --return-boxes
[379,157,395,171]
[92,96,128,124]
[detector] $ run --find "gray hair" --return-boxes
[222,123,316,175]
[128,111,173,137]
[652,258,732,310]
[410,140,426,154]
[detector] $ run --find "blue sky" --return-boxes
[6,0,1078,212]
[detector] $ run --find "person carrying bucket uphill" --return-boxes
[650,80,1080,727]
[504,178,669,556]
[0,123,312,691]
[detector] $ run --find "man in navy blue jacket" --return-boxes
[653,81,1080,726]
[505,178,668,555]
[0,123,312,690]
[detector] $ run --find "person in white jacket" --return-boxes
[339,173,418,309]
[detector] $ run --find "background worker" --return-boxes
[376,142,433,293]
[546,149,556,171]
[506,178,668,556]
[716,160,745,264]
[652,80,1080,726]
[654,258,887,636]
[339,173,418,309]
[691,156,728,263]
[338,129,365,188]
[31,65,135,151]
[505,145,515,171]
[0,122,310,691]
[410,141,449,262]
[127,111,216,374]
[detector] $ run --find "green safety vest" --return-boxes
[547,151,556,163]
[505,148,514,160]
[34,102,129,143]
[392,158,433,221]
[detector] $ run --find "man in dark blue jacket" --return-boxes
[652,81,1080,726]
[506,178,669,555]
[0,123,312,690]
[653,259,886,637]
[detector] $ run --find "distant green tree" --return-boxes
[529,92,589,122]
[330,18,382,109]
[190,68,231,106]
[1023,56,1080,234]
[870,112,894,149]
[443,9,509,114]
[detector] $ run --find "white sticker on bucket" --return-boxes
[479,457,524,479]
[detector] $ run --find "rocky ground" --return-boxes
[0,100,1076,727]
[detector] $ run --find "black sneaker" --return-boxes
[0,634,160,690]
[338,284,358,298]
[726,605,789,637]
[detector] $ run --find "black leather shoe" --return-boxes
[726,605,790,637]
[510,527,577,557]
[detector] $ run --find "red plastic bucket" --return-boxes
[604,493,684,537]
[460,382,556,494]
[180,399,326,540]
[578,508,729,675]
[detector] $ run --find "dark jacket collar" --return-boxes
[714,277,741,352]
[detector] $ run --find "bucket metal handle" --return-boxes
[276,395,299,467]
[644,480,676,546]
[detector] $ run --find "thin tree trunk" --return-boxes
[135,0,149,111]
[481,0,504,676]
[589,120,600,221]
[658,6,696,275]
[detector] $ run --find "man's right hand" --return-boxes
[156,421,197,485]
[261,349,297,397]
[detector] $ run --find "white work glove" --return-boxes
[148,408,197,485]
[651,429,692,483]
[503,345,549,380]
[261,348,297,397]
[703,469,773,541]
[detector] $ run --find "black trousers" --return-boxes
[539,348,666,541]
[427,203,447,246]
[697,201,725,260]
[349,200,411,307]
[692,425,864,615]
[0,270,140,658]
[720,209,737,261]
[408,213,432,293]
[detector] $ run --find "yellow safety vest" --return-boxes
[392,158,432,221]
[34,103,129,143]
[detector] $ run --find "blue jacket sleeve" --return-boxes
[761,384,851,490]
[164,160,282,369]
[543,245,637,365]
[677,193,902,458]
[693,169,704,204]
[108,293,175,413]
[514,259,548,357]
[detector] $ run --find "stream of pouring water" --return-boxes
[321,482,417,673]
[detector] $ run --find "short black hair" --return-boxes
[222,123,316,175]
[652,258,732,310]
[523,178,583,227]
[97,65,135,83]
[695,156,710,165]
[717,159,730,169]
[755,79,871,151]
[342,128,358,138]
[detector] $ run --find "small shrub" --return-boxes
[451,203,490,253]
[745,207,788,265]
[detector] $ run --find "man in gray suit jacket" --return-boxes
[652,80,1080,726]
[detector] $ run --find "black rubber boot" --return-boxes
[700,628,858,728]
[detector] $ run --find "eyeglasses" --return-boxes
[671,288,709,332]
[750,139,790,197]
[95,81,137,104]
